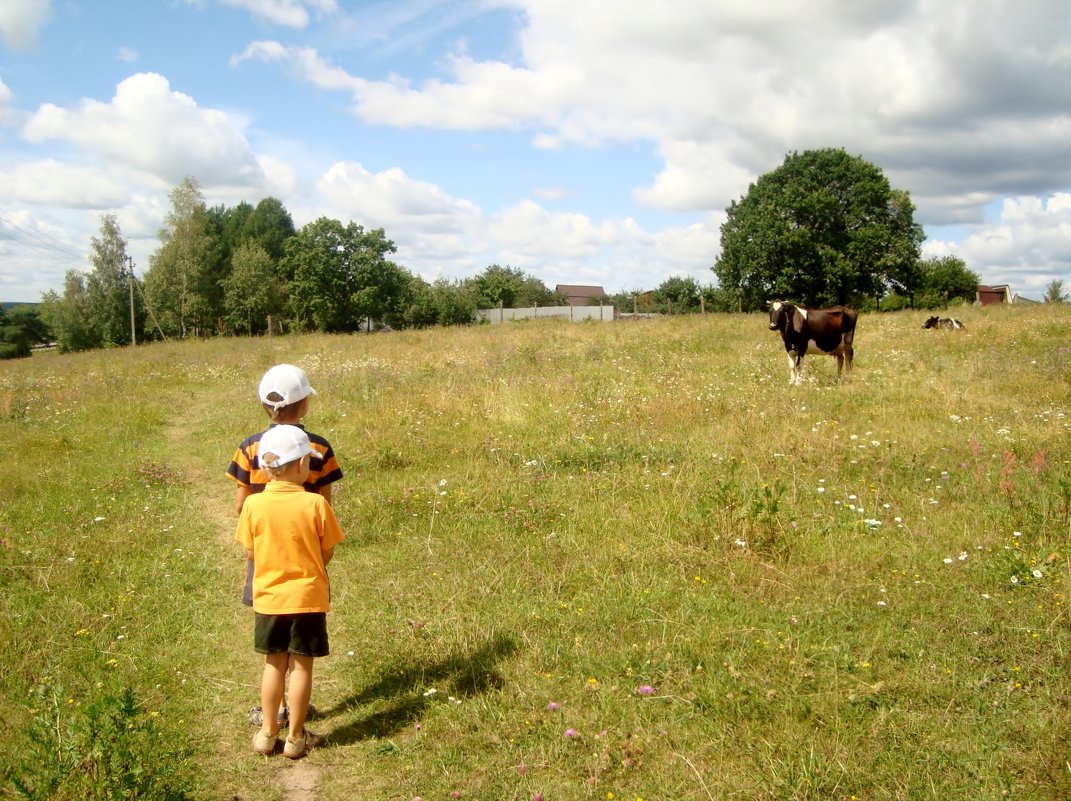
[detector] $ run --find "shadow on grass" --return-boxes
[324,631,519,745]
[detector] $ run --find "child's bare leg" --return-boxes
[285,654,314,738]
[259,652,288,737]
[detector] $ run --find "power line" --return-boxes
[0,206,87,263]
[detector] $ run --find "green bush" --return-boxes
[9,685,194,801]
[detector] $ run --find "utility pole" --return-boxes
[127,255,137,347]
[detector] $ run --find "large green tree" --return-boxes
[1044,279,1067,304]
[143,177,221,337]
[223,242,286,335]
[469,265,559,308]
[85,214,142,346]
[913,255,979,308]
[654,275,702,313]
[39,271,97,353]
[282,218,410,333]
[244,197,296,262]
[0,305,50,359]
[714,148,924,310]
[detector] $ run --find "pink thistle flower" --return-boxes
[636,684,655,695]
[563,727,578,739]
[546,701,560,711]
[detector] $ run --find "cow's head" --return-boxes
[768,300,793,332]
[923,316,939,329]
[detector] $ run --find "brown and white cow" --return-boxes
[923,315,966,330]
[768,301,857,385]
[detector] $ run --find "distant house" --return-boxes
[555,284,607,307]
[976,284,1013,305]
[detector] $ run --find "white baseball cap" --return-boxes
[258,425,323,469]
[258,364,316,412]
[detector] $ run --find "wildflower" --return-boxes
[636,685,655,695]
[564,728,578,739]
[423,688,437,697]
[1010,576,1020,585]
[547,701,560,711]
[943,557,953,564]
[958,552,968,561]
[1032,569,1043,579]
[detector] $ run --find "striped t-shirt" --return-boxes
[226,423,343,495]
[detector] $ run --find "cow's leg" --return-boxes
[834,353,844,380]
[843,345,853,379]
[786,352,797,384]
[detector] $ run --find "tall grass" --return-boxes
[2,305,1070,800]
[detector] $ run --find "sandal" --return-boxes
[283,728,321,759]
[252,729,277,755]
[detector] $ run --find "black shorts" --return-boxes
[254,612,329,657]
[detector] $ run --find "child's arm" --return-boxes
[319,484,332,505]
[236,485,252,514]
[322,546,335,567]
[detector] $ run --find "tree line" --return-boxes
[33,178,570,353]
[4,150,1064,359]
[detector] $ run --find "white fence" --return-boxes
[477,304,615,324]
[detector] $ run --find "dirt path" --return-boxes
[165,399,323,801]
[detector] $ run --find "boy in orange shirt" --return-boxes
[236,424,344,758]
[227,364,343,726]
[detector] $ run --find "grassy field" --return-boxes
[2,304,1071,801]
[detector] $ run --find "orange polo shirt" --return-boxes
[235,481,344,614]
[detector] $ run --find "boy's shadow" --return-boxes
[323,631,519,745]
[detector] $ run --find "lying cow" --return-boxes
[923,316,966,330]
[768,301,857,385]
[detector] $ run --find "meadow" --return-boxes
[1,304,1070,801]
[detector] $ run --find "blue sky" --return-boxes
[1,0,1070,304]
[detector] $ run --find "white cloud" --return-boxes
[0,0,50,50]
[21,72,267,190]
[0,77,14,124]
[4,0,1070,302]
[954,193,1071,295]
[117,47,139,63]
[0,160,131,207]
[244,0,1071,228]
[315,161,481,236]
[221,0,337,28]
